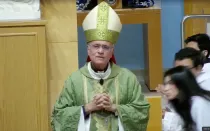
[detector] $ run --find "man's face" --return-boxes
[87,41,114,67]
[174,58,201,76]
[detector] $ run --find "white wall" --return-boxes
[0,0,40,20]
[207,22,210,36]
[154,0,161,8]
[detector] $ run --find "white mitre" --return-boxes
[82,1,122,44]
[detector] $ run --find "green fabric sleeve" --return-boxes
[117,76,150,131]
[51,77,81,131]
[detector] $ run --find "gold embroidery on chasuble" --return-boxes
[82,75,119,131]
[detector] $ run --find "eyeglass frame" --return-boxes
[88,43,114,52]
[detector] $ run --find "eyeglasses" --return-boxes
[88,44,113,51]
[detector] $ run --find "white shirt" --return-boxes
[191,96,210,131]
[163,96,210,131]
[197,63,210,91]
[163,63,210,131]
[87,62,111,80]
[203,62,210,72]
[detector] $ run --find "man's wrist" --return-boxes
[82,105,90,119]
[112,104,118,116]
[84,104,92,114]
[111,104,117,112]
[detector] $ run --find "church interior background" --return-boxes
[0,0,209,131]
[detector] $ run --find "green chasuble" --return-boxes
[51,63,150,131]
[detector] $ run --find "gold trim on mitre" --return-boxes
[82,1,122,44]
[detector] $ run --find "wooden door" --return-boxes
[0,21,49,131]
[184,0,210,39]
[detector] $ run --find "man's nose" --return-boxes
[98,47,104,53]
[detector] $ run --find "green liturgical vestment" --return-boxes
[51,63,150,131]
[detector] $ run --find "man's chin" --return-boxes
[95,61,106,65]
[93,60,108,65]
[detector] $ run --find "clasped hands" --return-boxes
[84,93,117,114]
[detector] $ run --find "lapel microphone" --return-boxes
[99,79,104,85]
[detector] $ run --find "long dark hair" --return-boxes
[164,66,210,128]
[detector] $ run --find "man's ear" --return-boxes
[87,44,90,55]
[202,50,208,57]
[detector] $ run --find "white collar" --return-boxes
[87,62,111,80]
[197,63,210,83]
[202,63,210,72]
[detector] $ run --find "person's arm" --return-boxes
[51,77,82,131]
[116,75,150,131]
